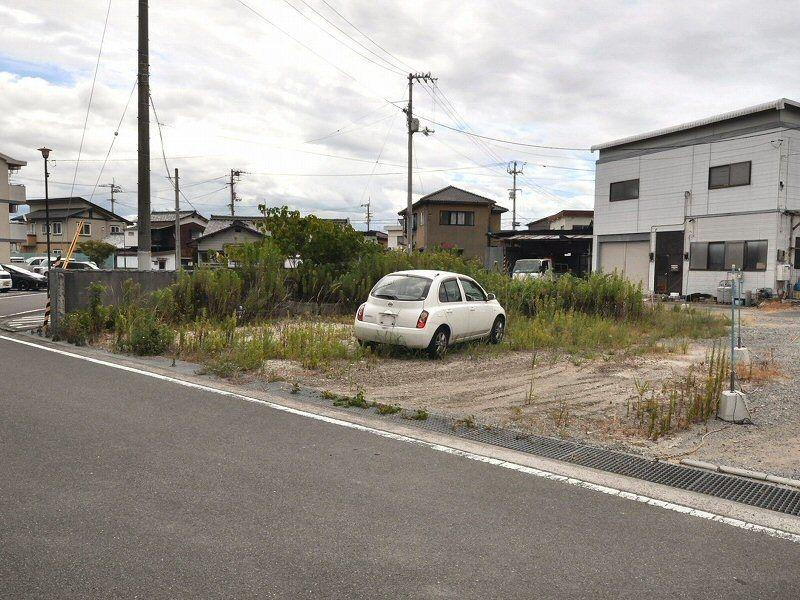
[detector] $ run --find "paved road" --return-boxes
[2,336,799,599]
[0,289,47,317]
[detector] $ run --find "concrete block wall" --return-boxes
[49,270,178,330]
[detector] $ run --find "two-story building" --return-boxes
[1,152,27,263]
[111,210,208,269]
[592,99,800,298]
[21,196,131,258]
[398,185,507,266]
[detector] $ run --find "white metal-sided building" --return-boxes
[592,99,800,298]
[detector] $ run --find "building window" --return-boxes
[42,222,63,235]
[795,237,800,269]
[708,161,751,189]
[689,239,767,271]
[110,225,121,234]
[609,178,639,202]
[439,210,474,226]
[53,249,62,256]
[79,223,91,236]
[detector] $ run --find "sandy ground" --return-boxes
[288,304,800,479]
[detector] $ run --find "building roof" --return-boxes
[150,210,209,223]
[363,230,388,239]
[500,233,593,241]
[526,209,593,227]
[26,196,133,224]
[398,185,508,215]
[24,208,85,221]
[0,152,26,168]
[192,218,266,243]
[591,98,800,151]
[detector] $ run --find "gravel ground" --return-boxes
[636,304,800,478]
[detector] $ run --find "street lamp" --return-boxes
[37,147,52,282]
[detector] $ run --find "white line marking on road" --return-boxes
[2,333,799,545]
[2,309,45,318]
[0,293,41,300]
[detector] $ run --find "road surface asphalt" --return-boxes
[2,335,799,599]
[0,290,47,318]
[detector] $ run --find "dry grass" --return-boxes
[736,349,782,383]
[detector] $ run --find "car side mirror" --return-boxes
[487,293,496,301]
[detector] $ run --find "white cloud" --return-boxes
[2,0,800,229]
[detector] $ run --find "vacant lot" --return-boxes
[276,306,796,479]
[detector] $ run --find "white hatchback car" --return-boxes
[354,269,506,358]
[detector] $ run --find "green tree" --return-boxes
[76,239,117,266]
[257,205,378,265]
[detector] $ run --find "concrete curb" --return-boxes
[681,458,800,489]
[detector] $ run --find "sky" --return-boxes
[2,0,800,230]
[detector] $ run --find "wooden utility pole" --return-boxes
[404,72,436,254]
[174,168,181,271]
[137,0,151,270]
[507,161,524,230]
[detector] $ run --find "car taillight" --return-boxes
[416,310,429,329]
[357,305,365,321]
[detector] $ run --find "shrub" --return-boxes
[59,311,92,346]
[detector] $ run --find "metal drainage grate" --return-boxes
[296,391,800,518]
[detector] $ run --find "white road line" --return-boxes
[2,333,799,545]
[0,293,41,300]
[0,309,46,319]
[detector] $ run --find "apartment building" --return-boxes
[592,99,800,298]
[0,152,27,262]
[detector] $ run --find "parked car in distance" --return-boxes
[511,258,570,280]
[1,263,47,290]
[26,256,62,275]
[354,269,506,358]
[0,267,11,292]
[40,260,101,273]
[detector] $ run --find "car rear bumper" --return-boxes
[353,320,432,349]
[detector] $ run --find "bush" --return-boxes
[59,311,92,346]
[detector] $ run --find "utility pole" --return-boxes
[507,161,524,230]
[229,169,242,216]
[137,0,151,270]
[174,168,181,271]
[404,72,436,254]
[100,178,122,214]
[361,198,372,231]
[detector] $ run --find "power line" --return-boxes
[69,0,113,201]
[150,92,199,211]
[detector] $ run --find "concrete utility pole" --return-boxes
[361,198,372,231]
[507,161,524,230]
[404,72,436,254]
[137,0,151,270]
[100,179,122,214]
[174,168,181,271]
[229,169,242,216]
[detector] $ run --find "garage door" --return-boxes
[599,241,649,287]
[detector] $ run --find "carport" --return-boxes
[494,232,593,275]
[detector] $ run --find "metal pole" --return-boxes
[174,168,181,271]
[730,270,736,392]
[406,73,413,255]
[43,155,51,277]
[137,0,152,271]
[229,169,235,216]
[512,165,517,231]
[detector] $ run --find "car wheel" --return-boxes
[489,316,505,344]
[357,339,376,350]
[20,282,28,291]
[427,327,449,359]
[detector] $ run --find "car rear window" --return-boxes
[371,275,432,301]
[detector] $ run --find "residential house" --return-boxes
[493,209,594,275]
[362,230,388,246]
[191,215,268,264]
[111,210,208,270]
[592,98,800,298]
[0,152,26,262]
[21,196,131,258]
[397,185,508,266]
[385,223,405,249]
[527,209,593,231]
